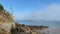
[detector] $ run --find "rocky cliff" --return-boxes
[0,4,15,34]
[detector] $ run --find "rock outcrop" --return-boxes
[11,23,49,34]
[0,4,15,34]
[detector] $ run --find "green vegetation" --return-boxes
[0,4,4,11]
[22,24,25,26]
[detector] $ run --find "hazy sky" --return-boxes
[0,0,60,21]
[0,0,60,27]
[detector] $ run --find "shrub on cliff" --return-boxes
[0,4,4,11]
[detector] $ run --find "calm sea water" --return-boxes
[17,21,60,28]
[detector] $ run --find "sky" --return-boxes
[0,0,60,21]
[0,0,60,27]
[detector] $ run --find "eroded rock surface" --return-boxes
[0,9,15,34]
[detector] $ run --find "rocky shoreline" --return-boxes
[11,23,49,34]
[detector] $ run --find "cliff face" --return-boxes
[0,10,15,34]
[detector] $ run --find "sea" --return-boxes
[17,20,60,28]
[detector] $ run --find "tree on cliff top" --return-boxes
[0,4,4,11]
